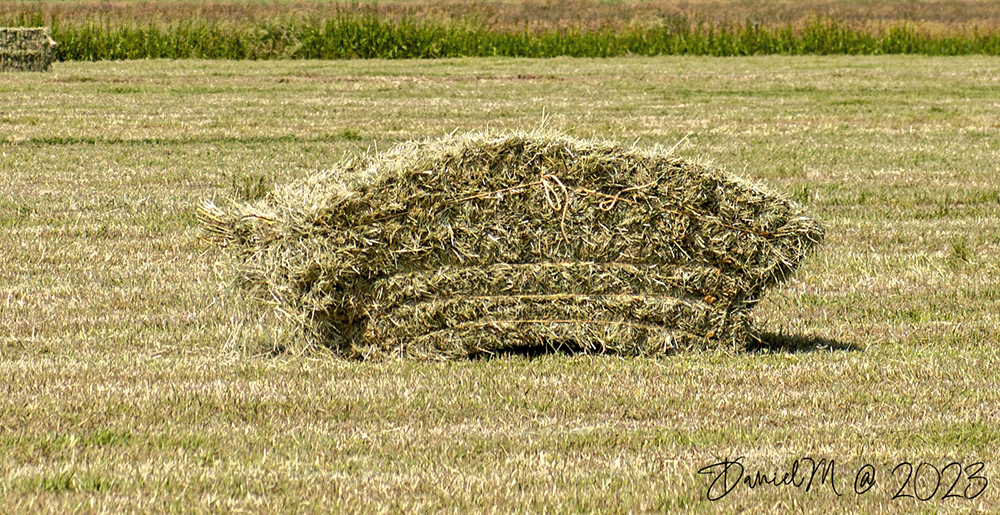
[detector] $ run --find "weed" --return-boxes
[953,236,974,262]
[793,184,811,204]
[339,128,362,141]
[229,172,271,202]
[30,470,76,493]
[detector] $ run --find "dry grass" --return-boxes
[1,56,999,512]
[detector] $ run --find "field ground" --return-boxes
[1,56,999,512]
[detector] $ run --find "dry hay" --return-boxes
[200,130,824,359]
[0,27,57,72]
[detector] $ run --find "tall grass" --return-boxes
[8,11,1000,59]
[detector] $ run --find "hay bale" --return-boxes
[200,130,824,359]
[0,28,58,72]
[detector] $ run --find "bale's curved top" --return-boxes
[209,131,822,291]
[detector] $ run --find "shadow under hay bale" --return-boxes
[750,331,859,353]
[0,28,57,72]
[200,130,824,359]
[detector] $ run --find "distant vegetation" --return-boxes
[28,18,1000,59]
[4,0,1000,59]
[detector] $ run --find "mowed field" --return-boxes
[1,55,999,512]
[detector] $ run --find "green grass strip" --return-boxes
[9,13,1000,59]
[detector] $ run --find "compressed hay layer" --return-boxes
[0,28,57,72]
[347,262,741,357]
[364,262,737,316]
[364,294,735,354]
[200,130,824,359]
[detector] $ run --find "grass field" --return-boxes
[2,55,999,512]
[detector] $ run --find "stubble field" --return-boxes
[1,55,999,513]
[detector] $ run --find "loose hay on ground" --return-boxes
[200,130,824,359]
